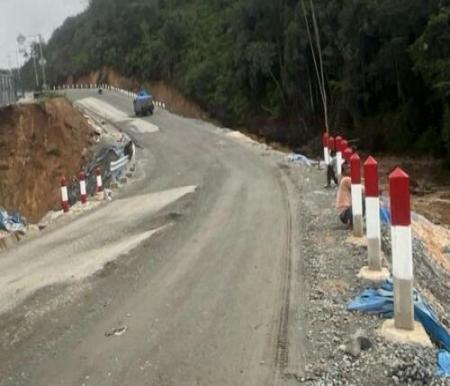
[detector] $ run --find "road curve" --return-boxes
[0,90,304,386]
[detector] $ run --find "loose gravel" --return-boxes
[281,160,450,385]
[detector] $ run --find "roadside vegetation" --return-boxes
[21,0,450,166]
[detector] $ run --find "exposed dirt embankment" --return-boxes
[70,68,208,120]
[0,98,94,222]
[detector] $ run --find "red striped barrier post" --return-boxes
[322,132,330,165]
[96,167,103,193]
[335,136,343,178]
[343,147,353,162]
[328,136,335,154]
[60,176,69,213]
[364,157,381,270]
[79,171,87,204]
[350,153,363,237]
[389,167,414,330]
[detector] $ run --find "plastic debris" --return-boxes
[286,153,313,167]
[0,208,26,233]
[348,279,450,376]
[105,325,127,337]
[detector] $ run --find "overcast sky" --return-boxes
[0,0,89,69]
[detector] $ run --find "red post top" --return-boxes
[343,147,353,162]
[350,153,361,184]
[328,136,335,151]
[322,132,329,147]
[364,156,379,197]
[335,136,342,152]
[60,176,67,187]
[95,167,101,176]
[79,171,86,181]
[340,139,349,152]
[389,167,411,226]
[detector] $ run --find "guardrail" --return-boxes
[53,83,167,110]
[0,73,16,108]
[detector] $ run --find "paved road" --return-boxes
[0,90,305,386]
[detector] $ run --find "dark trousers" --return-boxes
[339,207,353,226]
[327,164,338,186]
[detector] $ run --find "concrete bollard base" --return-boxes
[394,277,414,330]
[95,191,105,201]
[367,238,382,270]
[379,319,432,347]
[345,235,368,247]
[353,215,364,237]
[357,266,390,282]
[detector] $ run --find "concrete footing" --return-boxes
[394,277,414,330]
[345,235,368,247]
[353,214,364,237]
[380,319,432,347]
[367,237,382,271]
[357,266,390,282]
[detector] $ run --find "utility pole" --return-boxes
[38,35,47,90]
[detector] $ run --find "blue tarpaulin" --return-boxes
[286,153,313,167]
[134,90,152,101]
[380,205,391,224]
[0,208,26,232]
[348,279,450,377]
[438,351,450,377]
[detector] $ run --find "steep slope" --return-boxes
[0,98,94,222]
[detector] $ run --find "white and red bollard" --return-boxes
[60,176,70,213]
[389,167,414,330]
[79,171,87,204]
[322,132,330,166]
[96,167,103,193]
[335,136,343,178]
[328,135,335,156]
[350,153,364,237]
[364,157,381,270]
[343,146,353,163]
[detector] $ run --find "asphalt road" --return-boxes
[0,90,305,386]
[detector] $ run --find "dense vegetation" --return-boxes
[22,0,450,163]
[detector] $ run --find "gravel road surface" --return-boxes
[0,90,306,386]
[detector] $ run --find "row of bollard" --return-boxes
[322,132,416,333]
[52,84,167,109]
[60,167,103,213]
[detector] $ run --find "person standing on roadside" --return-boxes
[336,162,352,228]
[325,150,338,188]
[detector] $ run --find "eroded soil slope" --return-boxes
[0,98,94,222]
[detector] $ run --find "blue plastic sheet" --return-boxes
[348,279,450,377]
[380,206,391,224]
[437,350,450,377]
[0,208,26,232]
[134,90,152,101]
[286,153,313,167]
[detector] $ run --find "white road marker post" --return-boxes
[357,156,390,281]
[380,167,432,346]
[390,167,414,330]
[96,167,103,193]
[364,156,381,270]
[322,132,329,167]
[60,176,70,213]
[79,171,87,204]
[350,152,364,237]
[335,136,343,179]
